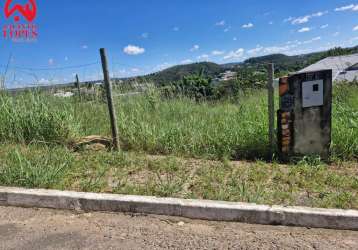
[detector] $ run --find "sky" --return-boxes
[0,0,358,88]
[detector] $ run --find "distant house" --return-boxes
[213,70,237,83]
[299,54,358,82]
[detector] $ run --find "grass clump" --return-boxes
[0,144,73,189]
[331,83,358,161]
[0,92,79,144]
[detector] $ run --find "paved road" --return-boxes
[0,206,357,250]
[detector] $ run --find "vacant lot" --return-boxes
[0,83,357,209]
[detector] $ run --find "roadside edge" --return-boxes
[0,186,357,230]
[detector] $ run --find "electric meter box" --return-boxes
[278,70,332,160]
[302,80,324,108]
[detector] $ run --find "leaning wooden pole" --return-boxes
[75,74,81,100]
[100,48,120,151]
[267,63,275,158]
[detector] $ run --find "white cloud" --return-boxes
[286,40,298,45]
[81,45,88,49]
[48,58,54,65]
[233,37,237,41]
[320,24,329,29]
[123,45,145,55]
[334,4,358,11]
[247,46,264,56]
[298,27,311,33]
[263,45,292,54]
[64,56,68,61]
[333,32,340,36]
[302,36,321,44]
[354,25,358,31]
[223,48,245,60]
[39,78,50,84]
[173,27,180,32]
[212,50,225,56]
[197,54,209,61]
[131,68,140,73]
[141,32,149,38]
[215,20,226,26]
[242,23,254,28]
[224,27,231,32]
[118,69,127,76]
[348,36,358,44]
[312,11,326,17]
[292,16,310,24]
[244,38,325,58]
[181,59,193,64]
[284,17,294,22]
[269,21,274,25]
[190,44,200,52]
[153,62,173,71]
[289,11,327,25]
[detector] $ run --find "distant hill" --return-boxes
[225,46,358,73]
[222,53,311,73]
[141,62,224,85]
[129,45,358,85]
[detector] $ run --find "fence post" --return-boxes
[267,63,275,158]
[75,74,81,99]
[100,48,120,151]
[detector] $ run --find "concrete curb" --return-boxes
[0,187,357,230]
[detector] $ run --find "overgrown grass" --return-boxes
[0,144,356,209]
[0,84,356,209]
[0,92,79,143]
[76,89,271,160]
[76,84,358,161]
[116,90,270,160]
[1,83,357,162]
[0,144,73,189]
[331,83,358,161]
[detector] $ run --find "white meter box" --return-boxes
[302,80,324,108]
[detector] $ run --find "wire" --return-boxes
[0,61,100,71]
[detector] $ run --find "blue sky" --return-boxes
[1,0,358,87]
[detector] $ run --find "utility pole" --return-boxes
[100,48,120,151]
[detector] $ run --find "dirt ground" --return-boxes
[0,206,357,250]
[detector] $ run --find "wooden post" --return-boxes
[75,74,81,99]
[267,63,275,158]
[100,48,120,151]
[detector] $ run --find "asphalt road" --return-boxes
[0,206,357,250]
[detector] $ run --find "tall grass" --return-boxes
[1,84,357,161]
[117,90,270,159]
[331,83,358,160]
[0,91,79,143]
[0,145,73,189]
[75,89,270,160]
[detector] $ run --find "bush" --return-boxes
[172,72,214,101]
